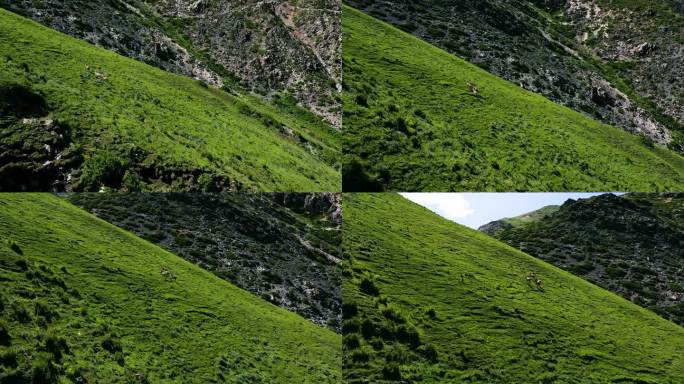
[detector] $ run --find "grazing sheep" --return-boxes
[467,82,479,95]
[160,267,177,282]
[526,272,544,292]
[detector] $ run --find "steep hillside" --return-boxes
[478,205,560,236]
[0,9,340,192]
[343,193,684,383]
[563,0,684,134]
[0,194,341,382]
[0,0,342,126]
[345,0,683,150]
[482,193,684,326]
[341,6,684,192]
[68,193,342,331]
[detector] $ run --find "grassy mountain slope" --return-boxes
[345,0,683,149]
[341,6,684,192]
[478,204,560,236]
[67,193,342,331]
[0,8,340,192]
[342,193,684,383]
[0,194,341,383]
[482,193,684,326]
[0,0,342,126]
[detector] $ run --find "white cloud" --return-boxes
[400,193,474,221]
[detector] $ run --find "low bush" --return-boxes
[0,321,10,346]
[382,306,405,323]
[395,325,421,349]
[8,241,22,255]
[35,300,57,323]
[360,277,380,296]
[44,331,70,360]
[15,259,29,271]
[369,338,384,351]
[10,301,31,323]
[0,347,18,367]
[31,352,58,383]
[382,363,402,380]
[101,334,123,354]
[425,307,437,319]
[384,345,410,363]
[351,349,370,363]
[421,344,439,363]
[342,319,360,333]
[343,334,361,350]
[361,318,376,339]
[342,302,358,319]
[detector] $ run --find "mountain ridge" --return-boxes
[481,193,684,326]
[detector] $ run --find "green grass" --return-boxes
[488,204,561,232]
[341,6,684,191]
[0,8,340,192]
[0,194,341,382]
[342,193,684,383]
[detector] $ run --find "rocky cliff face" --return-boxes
[482,193,684,325]
[68,193,342,331]
[346,0,682,148]
[0,0,341,127]
[273,192,342,224]
[564,0,683,139]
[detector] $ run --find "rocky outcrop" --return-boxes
[273,192,342,225]
[0,0,341,127]
[346,0,681,146]
[564,0,684,134]
[0,85,82,191]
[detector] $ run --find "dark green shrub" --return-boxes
[385,346,410,363]
[234,372,263,383]
[344,334,361,350]
[0,347,18,367]
[382,363,402,380]
[355,95,368,107]
[342,160,384,192]
[425,307,437,319]
[35,300,57,323]
[382,307,405,323]
[351,349,370,363]
[396,325,421,349]
[10,301,31,323]
[342,319,360,333]
[361,318,376,339]
[359,277,379,296]
[0,321,10,346]
[8,241,22,255]
[421,344,439,363]
[101,334,123,354]
[15,259,28,271]
[369,338,384,351]
[79,151,129,190]
[31,352,58,383]
[342,302,358,319]
[44,331,69,360]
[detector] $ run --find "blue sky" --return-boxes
[400,193,614,229]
